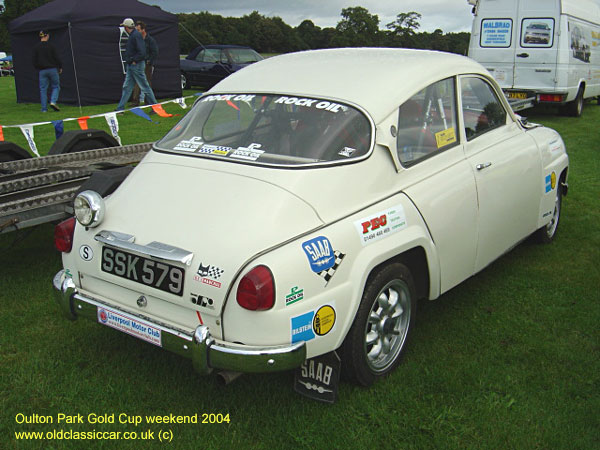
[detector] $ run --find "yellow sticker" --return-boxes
[313,305,336,336]
[551,172,556,189]
[435,127,457,148]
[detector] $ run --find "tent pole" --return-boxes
[68,22,83,115]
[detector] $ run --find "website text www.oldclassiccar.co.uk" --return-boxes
[13,412,231,442]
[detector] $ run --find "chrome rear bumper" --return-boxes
[52,270,306,375]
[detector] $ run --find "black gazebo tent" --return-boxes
[9,0,181,106]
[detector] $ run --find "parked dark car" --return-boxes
[180,45,263,89]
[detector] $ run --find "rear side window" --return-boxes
[396,77,458,166]
[460,77,507,141]
[480,19,513,48]
[521,18,554,48]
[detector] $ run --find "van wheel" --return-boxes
[563,87,584,117]
[340,263,416,387]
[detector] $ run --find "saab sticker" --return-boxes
[303,236,334,272]
[313,305,336,336]
[545,172,556,193]
[79,245,94,261]
[302,236,345,285]
[354,204,407,246]
[291,311,315,343]
[285,286,304,306]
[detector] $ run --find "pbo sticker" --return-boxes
[354,204,407,246]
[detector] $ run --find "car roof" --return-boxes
[211,48,490,123]
[201,44,253,50]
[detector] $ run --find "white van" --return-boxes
[467,0,600,116]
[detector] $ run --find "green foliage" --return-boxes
[0,0,52,51]
[176,8,470,55]
[334,6,381,47]
[1,4,471,56]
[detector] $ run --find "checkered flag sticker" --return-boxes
[207,266,224,280]
[317,251,345,285]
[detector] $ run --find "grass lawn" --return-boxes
[0,75,599,449]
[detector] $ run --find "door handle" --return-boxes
[476,162,492,171]
[516,53,529,58]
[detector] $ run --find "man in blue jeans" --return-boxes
[33,30,62,112]
[116,18,157,111]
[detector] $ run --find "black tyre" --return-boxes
[563,87,584,117]
[535,183,562,244]
[340,263,416,387]
[181,72,189,90]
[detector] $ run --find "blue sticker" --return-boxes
[302,236,335,273]
[545,174,552,193]
[291,311,315,343]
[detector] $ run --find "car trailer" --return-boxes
[0,142,152,234]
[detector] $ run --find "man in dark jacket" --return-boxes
[130,21,159,106]
[115,18,157,111]
[33,30,62,112]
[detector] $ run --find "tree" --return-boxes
[335,6,380,47]
[0,0,53,51]
[386,11,422,37]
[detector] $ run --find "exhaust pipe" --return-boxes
[217,371,243,385]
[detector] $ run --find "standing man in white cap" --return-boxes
[115,18,157,111]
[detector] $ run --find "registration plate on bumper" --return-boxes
[101,247,185,296]
[97,306,162,347]
[508,91,528,100]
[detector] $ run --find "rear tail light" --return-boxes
[236,265,275,311]
[54,217,76,252]
[538,94,565,103]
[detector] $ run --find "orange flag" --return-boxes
[0,125,4,142]
[151,104,173,117]
[77,116,90,130]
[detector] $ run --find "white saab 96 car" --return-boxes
[53,48,568,393]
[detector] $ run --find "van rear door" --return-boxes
[512,0,560,96]
[468,0,518,89]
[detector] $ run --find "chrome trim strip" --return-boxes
[94,230,194,266]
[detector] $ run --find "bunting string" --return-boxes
[0,96,191,157]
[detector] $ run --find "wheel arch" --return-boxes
[365,246,430,301]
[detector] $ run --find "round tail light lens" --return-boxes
[236,265,275,311]
[54,217,76,253]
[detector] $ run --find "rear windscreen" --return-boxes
[155,94,373,167]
